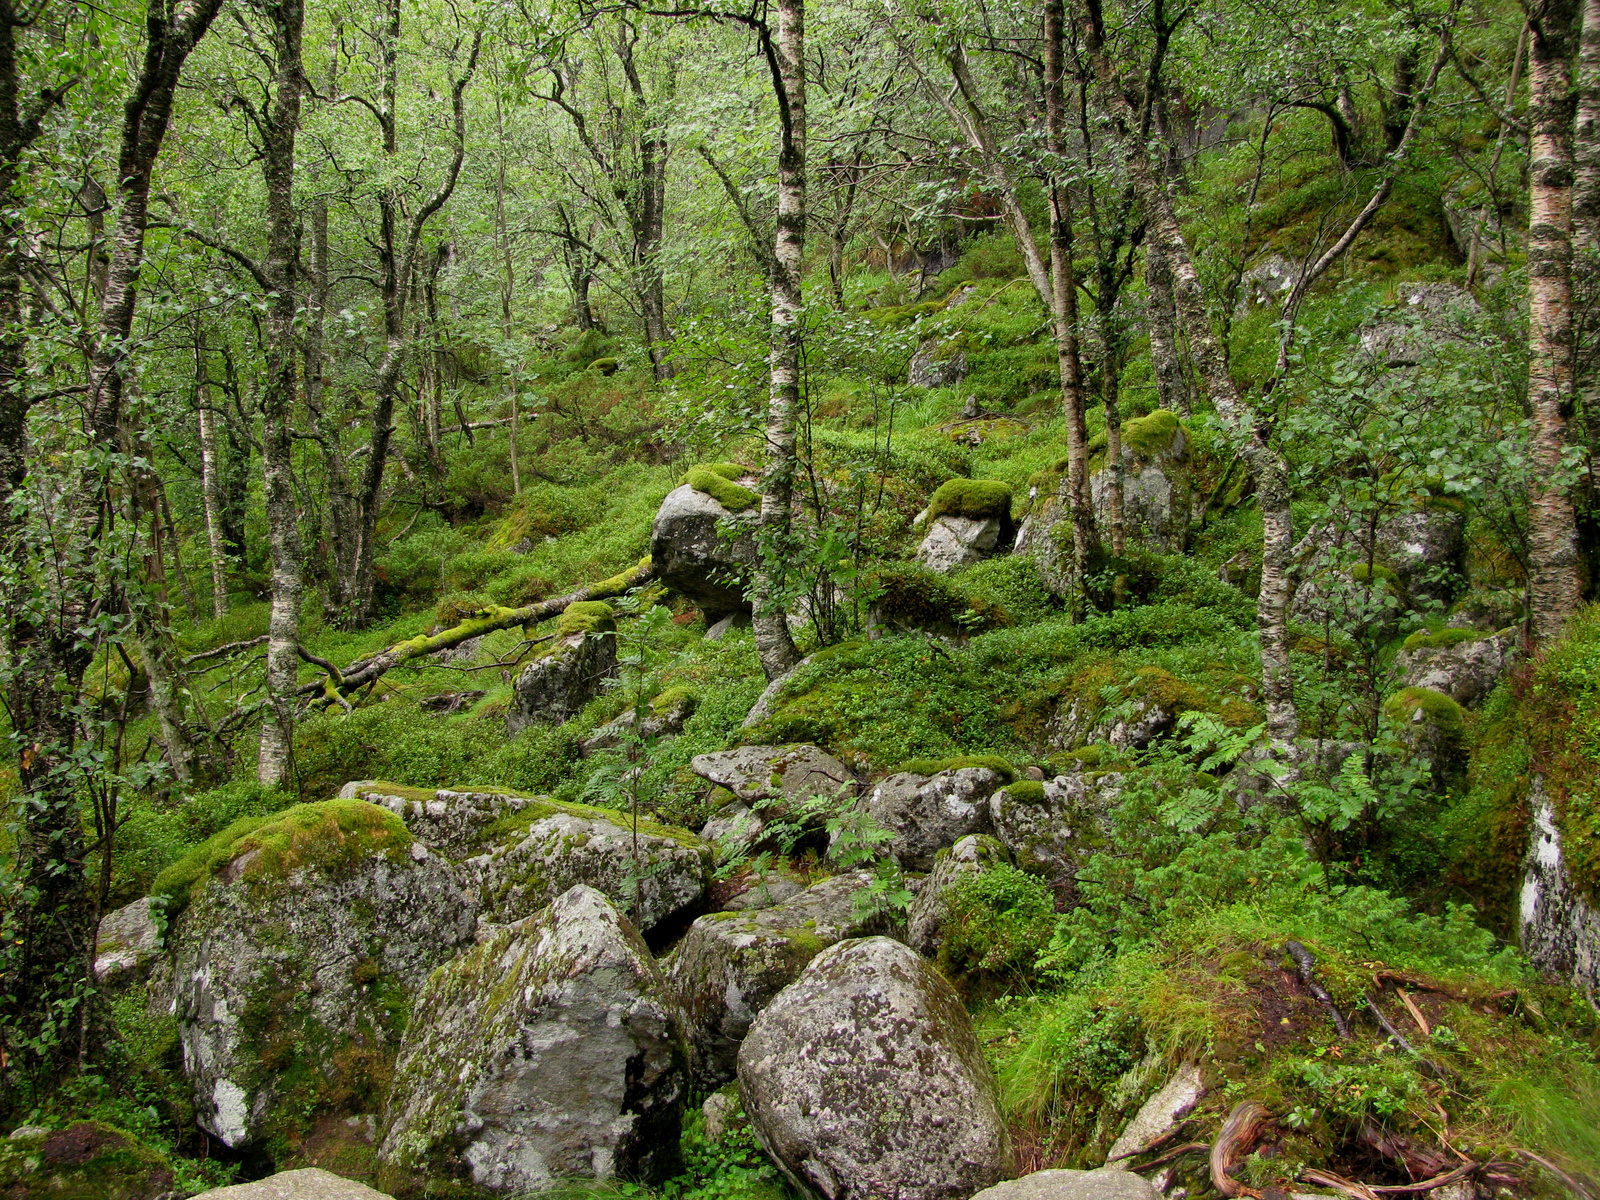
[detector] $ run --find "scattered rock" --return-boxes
[582,689,698,753]
[908,338,969,389]
[990,772,1120,891]
[1236,253,1299,312]
[667,870,886,1090]
[93,896,162,985]
[701,1089,745,1143]
[848,767,1005,871]
[417,690,485,715]
[690,744,857,824]
[1012,495,1075,599]
[720,873,806,911]
[167,801,478,1150]
[651,482,758,622]
[1394,629,1516,708]
[376,886,688,1194]
[341,782,537,859]
[462,797,710,937]
[1358,283,1481,368]
[1104,1062,1204,1168]
[699,801,770,859]
[1519,776,1600,998]
[740,654,817,729]
[192,1167,395,1199]
[1375,508,1467,605]
[971,1169,1159,1200]
[506,604,619,735]
[908,835,1011,957]
[705,612,749,641]
[738,936,1010,1200]
[1383,687,1468,789]
[917,514,1010,574]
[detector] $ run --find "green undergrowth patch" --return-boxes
[113,781,296,906]
[939,863,1056,983]
[870,562,1010,636]
[894,753,1017,781]
[958,556,1060,627]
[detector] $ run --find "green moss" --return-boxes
[870,563,1009,636]
[923,477,1013,523]
[556,600,616,638]
[478,789,704,850]
[682,465,759,512]
[1383,687,1469,743]
[1120,409,1183,459]
[152,800,414,917]
[686,461,748,482]
[938,863,1055,980]
[1001,780,1047,805]
[1403,626,1488,653]
[591,556,653,595]
[896,754,1018,783]
[0,1122,177,1200]
[587,356,619,375]
[650,686,699,717]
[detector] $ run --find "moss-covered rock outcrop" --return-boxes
[0,1123,176,1200]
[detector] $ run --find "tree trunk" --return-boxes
[1527,0,1586,644]
[257,0,307,788]
[1574,0,1600,516]
[752,0,805,680]
[306,197,357,623]
[494,91,521,495]
[1144,240,1191,416]
[196,333,230,619]
[618,23,673,380]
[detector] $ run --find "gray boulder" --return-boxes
[167,801,477,1149]
[990,772,1120,889]
[1394,630,1516,708]
[1090,412,1190,553]
[721,873,805,911]
[846,767,1005,871]
[907,835,1011,957]
[971,1170,1159,1200]
[917,515,1008,574]
[651,483,758,622]
[738,936,1010,1200]
[908,338,969,389]
[376,886,687,1193]
[691,744,857,824]
[506,612,618,735]
[666,870,884,1090]
[1358,282,1481,369]
[582,690,697,754]
[339,782,536,859]
[1012,495,1075,599]
[1519,777,1600,997]
[1050,694,1178,754]
[94,896,162,985]
[699,801,770,859]
[192,1168,394,1199]
[1104,1062,1204,1177]
[461,797,710,937]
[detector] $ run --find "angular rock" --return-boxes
[1520,776,1600,997]
[462,797,710,937]
[721,873,805,911]
[1090,413,1190,553]
[1358,283,1481,369]
[666,870,883,1090]
[417,690,485,715]
[376,886,687,1194]
[192,1168,394,1199]
[340,782,536,859]
[1375,508,1467,604]
[167,800,478,1150]
[699,801,770,859]
[847,767,1004,871]
[1383,687,1468,789]
[1105,1062,1204,1168]
[506,619,618,735]
[990,772,1120,890]
[691,744,857,823]
[908,835,1011,957]
[917,514,1009,574]
[972,1170,1159,1200]
[1050,693,1177,754]
[94,896,162,985]
[1395,630,1516,708]
[651,483,758,622]
[1012,496,1074,599]
[908,338,969,389]
[738,936,1009,1200]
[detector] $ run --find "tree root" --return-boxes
[1287,940,1351,1038]
[1211,1101,1273,1198]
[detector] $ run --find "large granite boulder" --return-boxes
[971,1170,1159,1200]
[1358,282,1481,369]
[165,800,477,1150]
[376,886,687,1194]
[908,337,969,389]
[666,870,884,1090]
[845,766,1005,871]
[989,772,1120,892]
[691,744,858,824]
[738,936,1010,1200]
[1090,410,1190,553]
[1395,629,1516,708]
[506,602,618,735]
[190,1168,393,1199]
[907,835,1011,957]
[461,797,710,938]
[1520,777,1600,997]
[915,479,1015,575]
[651,481,758,622]
[94,896,162,985]
[338,781,538,859]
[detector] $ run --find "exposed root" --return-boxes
[1211,1101,1273,1198]
[1287,939,1351,1038]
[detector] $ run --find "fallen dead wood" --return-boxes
[1287,940,1351,1038]
[1211,1101,1273,1198]
[1128,1142,1208,1173]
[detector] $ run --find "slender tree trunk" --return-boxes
[257,0,307,788]
[196,335,230,619]
[618,24,673,380]
[752,0,805,679]
[306,197,356,622]
[1574,0,1600,507]
[1144,240,1191,416]
[1527,0,1586,644]
[494,93,521,495]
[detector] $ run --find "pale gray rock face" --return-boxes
[917,514,1007,574]
[908,338,969,389]
[691,744,858,823]
[990,772,1120,888]
[461,801,710,937]
[1236,253,1299,312]
[94,896,162,984]
[506,628,618,735]
[721,874,805,911]
[651,483,757,621]
[1090,427,1190,554]
[1395,631,1516,708]
[907,835,1011,957]
[1358,282,1481,368]
[699,802,770,859]
[1012,498,1075,598]
[741,654,818,729]
[168,811,477,1150]
[738,936,1009,1200]
[1104,1062,1204,1171]
[848,768,1004,871]
[341,784,536,859]
[376,886,688,1194]
[1050,694,1176,754]
[582,691,696,753]
[1520,777,1600,998]
[971,1169,1159,1200]
[191,1167,394,1200]
[666,871,882,1090]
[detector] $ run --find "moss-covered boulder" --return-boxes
[162,800,477,1151]
[847,766,1006,871]
[1090,409,1191,553]
[737,936,1009,1200]
[907,336,968,389]
[690,744,858,826]
[665,869,887,1091]
[339,781,542,859]
[1395,626,1516,707]
[915,479,1015,574]
[650,480,758,622]
[988,770,1121,890]
[907,834,1011,957]
[865,563,1008,640]
[0,1123,177,1200]
[581,687,698,754]
[1383,686,1469,788]
[505,603,618,735]
[463,796,710,936]
[375,885,688,1194]
[1049,667,1212,754]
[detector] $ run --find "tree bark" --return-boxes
[1527,0,1586,644]
[752,0,805,679]
[195,331,230,619]
[1574,0,1600,519]
[1144,240,1191,417]
[617,20,674,380]
[494,90,521,495]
